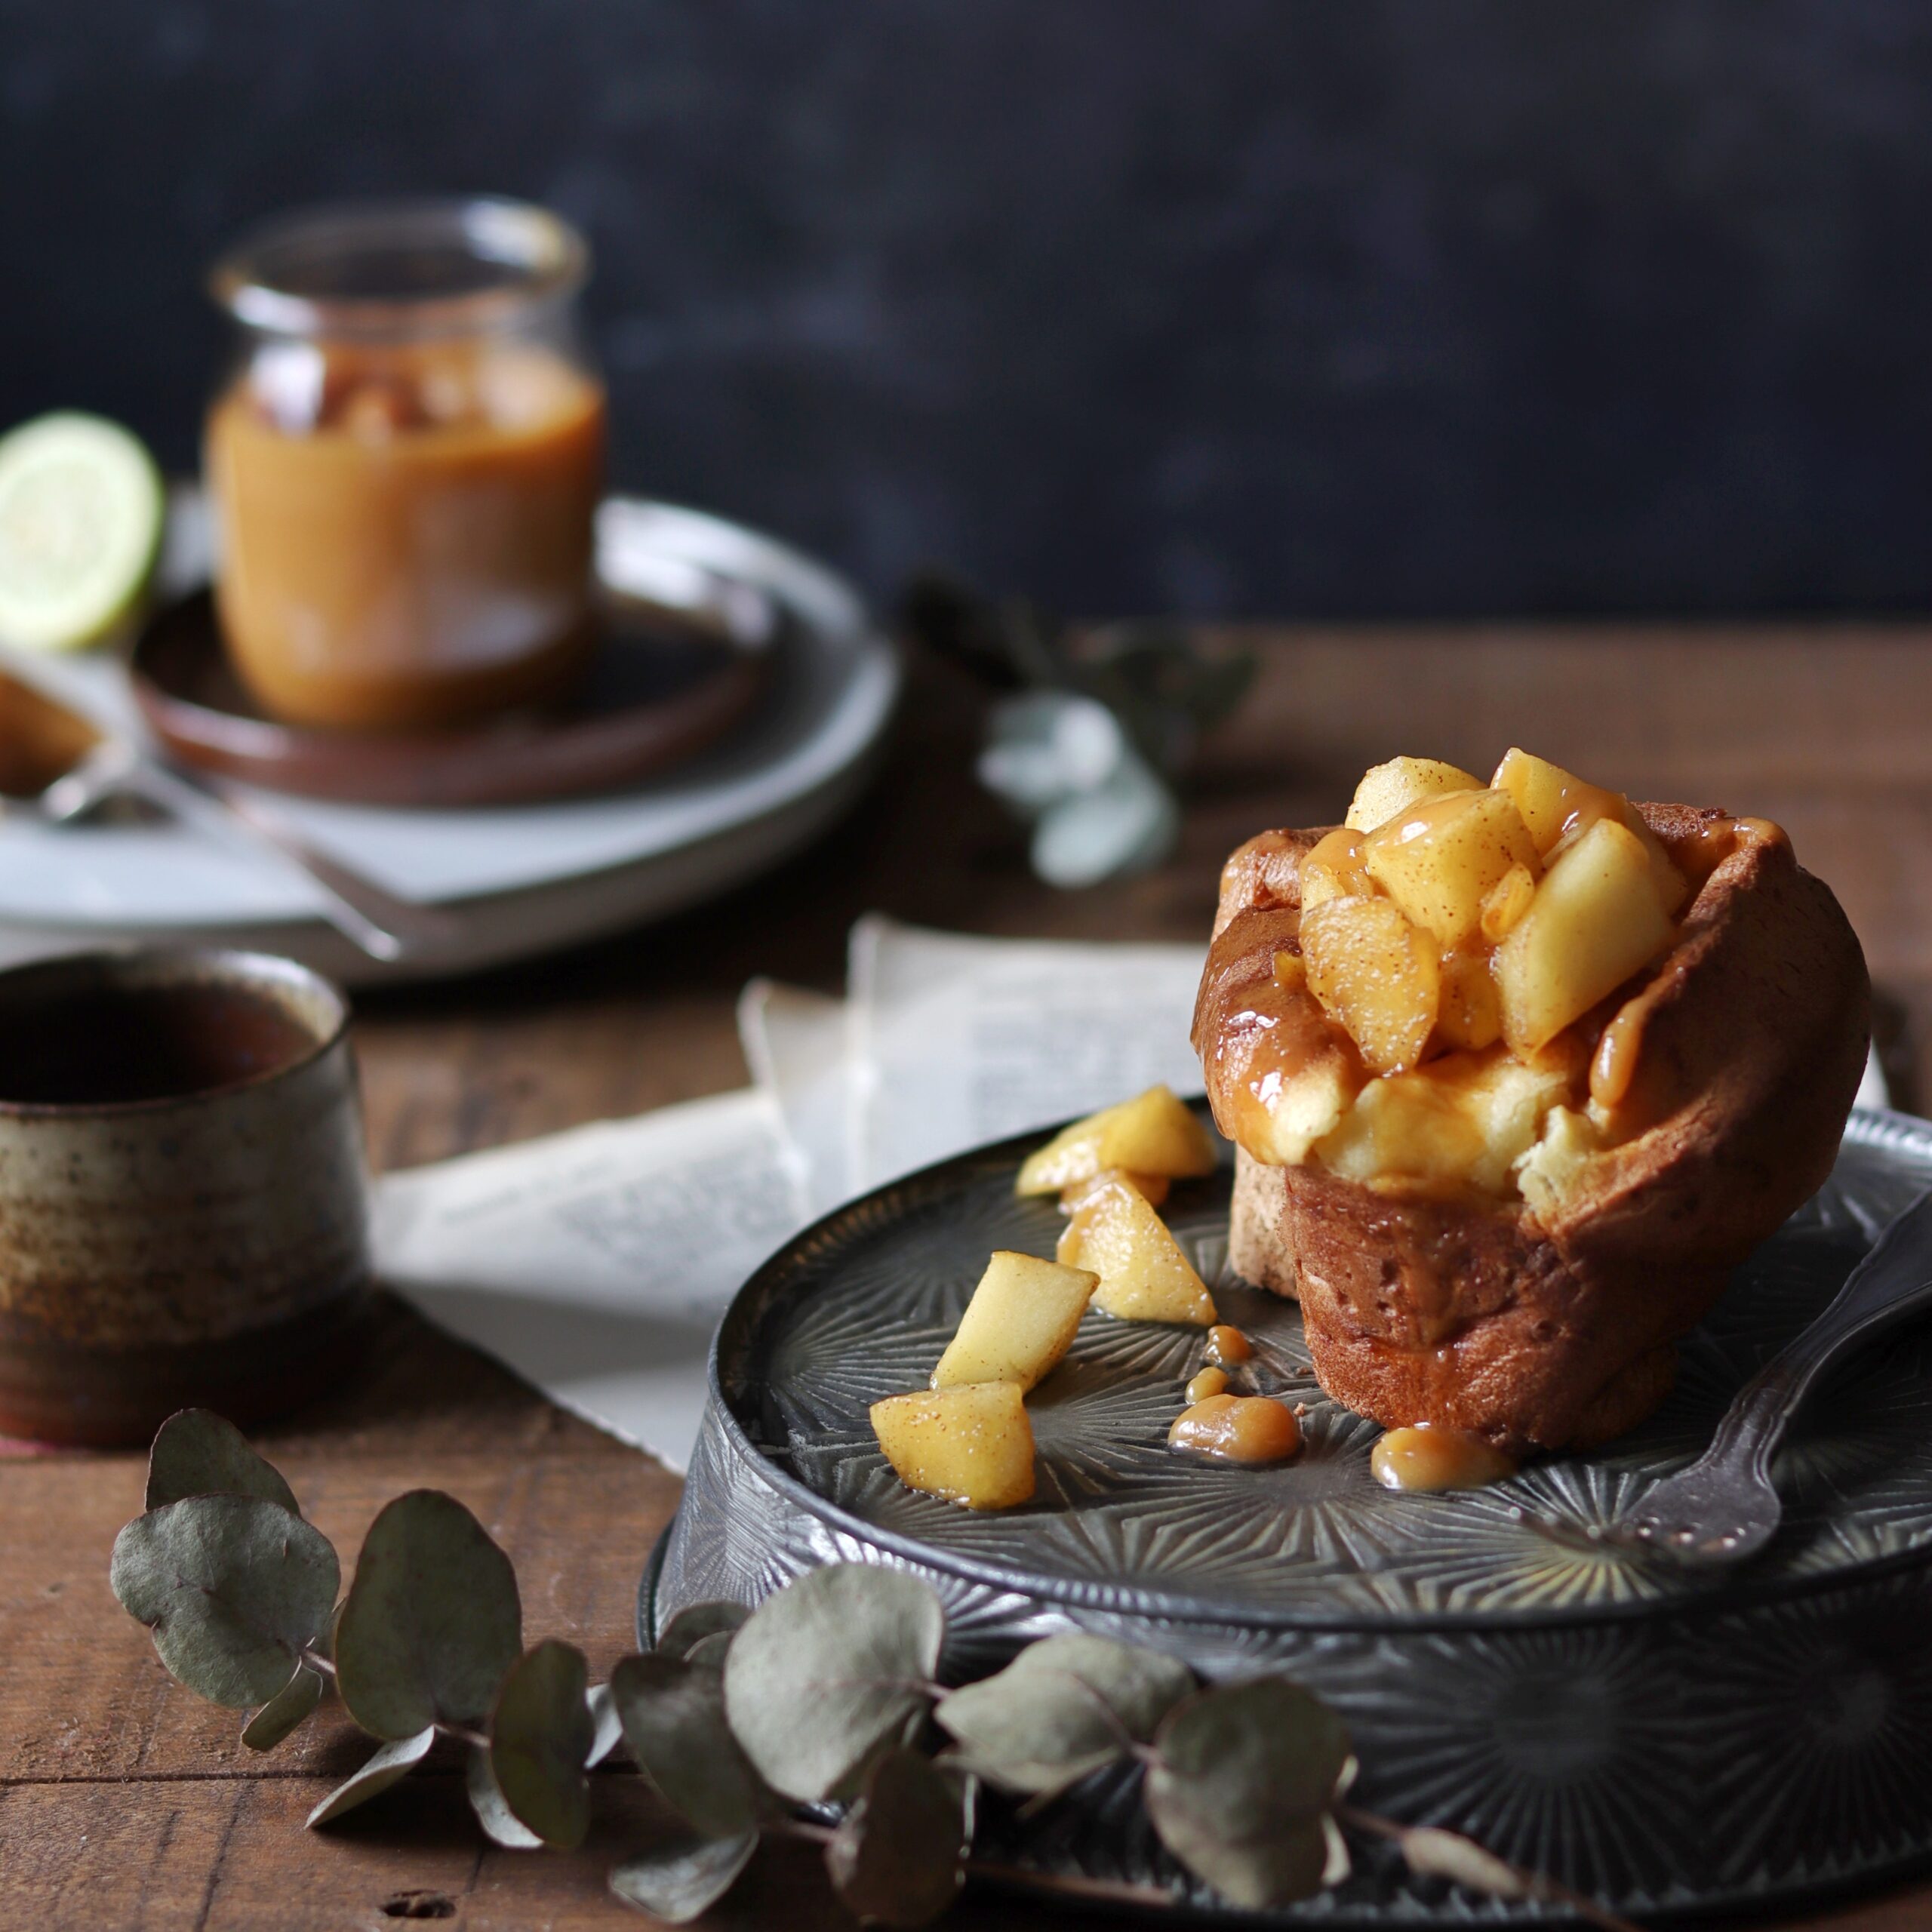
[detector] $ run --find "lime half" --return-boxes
[0,412,164,651]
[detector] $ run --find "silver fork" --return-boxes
[1611,1184,1932,1566]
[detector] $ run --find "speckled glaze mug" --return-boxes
[0,948,372,1444]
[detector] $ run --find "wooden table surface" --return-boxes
[4,625,1927,1930]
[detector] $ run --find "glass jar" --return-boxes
[206,198,605,731]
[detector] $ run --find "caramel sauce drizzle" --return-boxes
[1371,1424,1515,1492]
[1169,1394,1302,1465]
[1204,1324,1253,1367]
[1184,1366,1230,1404]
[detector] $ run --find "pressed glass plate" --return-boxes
[651,1106,1932,1923]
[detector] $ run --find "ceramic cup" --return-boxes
[0,947,372,1444]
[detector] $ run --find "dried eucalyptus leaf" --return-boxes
[979,691,1127,813]
[1399,1826,1531,1900]
[467,1744,545,1848]
[936,1634,1194,1798]
[241,1662,325,1752]
[1030,747,1179,888]
[334,1490,521,1740]
[586,1681,623,1768]
[825,1747,971,1929]
[111,1496,339,1708]
[656,1600,750,1663]
[146,1409,300,1515]
[307,1727,436,1828]
[721,1566,945,1803]
[613,1652,764,1838]
[610,1828,758,1924]
[1144,1679,1353,1909]
[488,1640,594,1849]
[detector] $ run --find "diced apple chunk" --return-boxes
[1494,749,1687,918]
[1057,1178,1216,1324]
[931,1251,1098,1392]
[870,1382,1035,1509]
[1234,1058,1357,1166]
[1015,1086,1217,1196]
[1495,817,1676,1054]
[1345,756,1484,834]
[1299,827,1371,909]
[1435,946,1503,1052]
[1479,862,1538,943]
[1492,747,1624,857]
[1300,895,1440,1075]
[1361,788,1540,949]
[1060,1169,1169,1211]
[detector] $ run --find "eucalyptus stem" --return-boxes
[770,1817,1178,1911]
[114,1423,1666,1927]
[1337,1804,1645,1932]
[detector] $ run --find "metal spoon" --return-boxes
[0,669,462,965]
[1611,1184,1932,1566]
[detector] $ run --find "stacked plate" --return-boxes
[0,495,898,984]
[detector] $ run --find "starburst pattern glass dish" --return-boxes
[651,1106,1932,1922]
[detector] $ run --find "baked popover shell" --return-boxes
[1192,804,1871,1455]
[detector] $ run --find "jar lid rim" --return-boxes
[210,197,589,337]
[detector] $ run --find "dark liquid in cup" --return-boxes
[0,983,318,1106]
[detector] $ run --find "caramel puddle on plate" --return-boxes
[1169,1394,1301,1465]
[1203,1323,1253,1367]
[1371,1424,1517,1492]
[1184,1365,1229,1404]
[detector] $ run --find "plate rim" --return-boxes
[0,492,901,924]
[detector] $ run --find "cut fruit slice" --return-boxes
[1057,1177,1216,1325]
[1058,1169,1169,1212]
[0,414,164,652]
[870,1382,1035,1509]
[931,1251,1099,1392]
[1014,1086,1217,1196]
[1345,756,1483,834]
[1495,817,1676,1054]
[1361,787,1540,949]
[1299,826,1372,909]
[1300,894,1441,1076]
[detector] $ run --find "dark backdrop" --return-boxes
[3,0,1927,617]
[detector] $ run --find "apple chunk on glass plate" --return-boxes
[1014,1084,1217,1197]
[1058,1169,1168,1211]
[931,1251,1099,1392]
[1058,1177,1217,1325]
[869,1383,1036,1509]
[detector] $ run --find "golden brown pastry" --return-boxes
[1192,752,1870,1456]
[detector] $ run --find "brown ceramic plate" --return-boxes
[131,589,777,808]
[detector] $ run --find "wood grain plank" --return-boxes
[0,1299,679,1786]
[0,1774,1119,1932]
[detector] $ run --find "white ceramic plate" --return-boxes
[0,496,898,983]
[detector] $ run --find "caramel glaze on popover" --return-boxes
[1193,803,1870,1456]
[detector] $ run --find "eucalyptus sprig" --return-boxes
[902,570,1256,888]
[112,1411,1639,1930]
